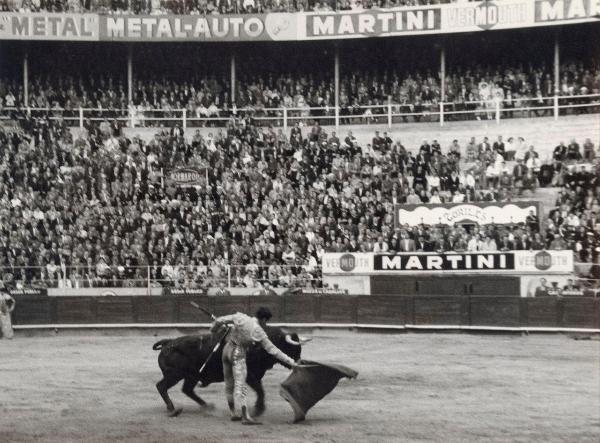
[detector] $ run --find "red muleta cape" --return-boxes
[279,360,358,423]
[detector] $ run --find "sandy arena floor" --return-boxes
[0,330,599,443]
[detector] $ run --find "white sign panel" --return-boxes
[322,250,574,275]
[396,202,538,227]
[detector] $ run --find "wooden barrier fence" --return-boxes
[11,295,600,331]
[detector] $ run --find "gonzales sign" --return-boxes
[395,202,539,227]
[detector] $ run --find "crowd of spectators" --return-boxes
[1,61,599,126]
[547,143,600,272]
[0,105,598,291]
[1,0,473,15]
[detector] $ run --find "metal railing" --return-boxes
[2,261,598,295]
[0,265,322,290]
[1,93,598,131]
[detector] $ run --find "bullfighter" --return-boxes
[0,283,15,339]
[213,308,297,425]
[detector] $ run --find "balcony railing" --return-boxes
[1,93,599,130]
[0,265,322,290]
[2,261,598,289]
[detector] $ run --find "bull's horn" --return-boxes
[298,336,312,344]
[285,334,301,346]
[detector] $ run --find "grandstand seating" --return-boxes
[0,109,597,291]
[0,8,598,296]
[1,61,598,123]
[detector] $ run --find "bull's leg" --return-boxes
[182,376,214,410]
[156,375,183,417]
[246,376,266,417]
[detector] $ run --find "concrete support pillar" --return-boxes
[23,50,29,107]
[127,45,133,105]
[231,53,236,106]
[334,45,340,132]
[553,33,560,120]
[440,45,445,127]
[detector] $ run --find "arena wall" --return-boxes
[11,295,600,332]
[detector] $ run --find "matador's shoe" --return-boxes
[241,406,262,425]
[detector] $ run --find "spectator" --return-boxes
[549,233,568,250]
[582,138,596,161]
[512,158,528,195]
[373,236,389,253]
[534,278,550,297]
[214,282,232,296]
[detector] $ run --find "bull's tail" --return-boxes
[152,339,172,351]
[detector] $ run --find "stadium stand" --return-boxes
[1,61,598,125]
[0,106,597,291]
[0,8,598,296]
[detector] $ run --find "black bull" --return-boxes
[153,326,303,416]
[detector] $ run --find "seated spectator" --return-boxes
[534,278,550,297]
[562,279,583,296]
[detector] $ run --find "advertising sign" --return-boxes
[440,0,532,32]
[7,288,47,296]
[164,287,206,296]
[100,13,297,42]
[534,0,600,22]
[0,3,598,42]
[164,168,207,188]
[322,250,574,275]
[305,7,441,39]
[374,252,514,272]
[395,202,539,227]
[322,253,374,274]
[0,13,99,40]
[300,288,348,295]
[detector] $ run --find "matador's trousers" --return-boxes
[222,340,247,415]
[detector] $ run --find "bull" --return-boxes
[153,325,305,417]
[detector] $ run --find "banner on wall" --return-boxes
[323,250,574,275]
[164,287,206,296]
[304,7,441,39]
[534,0,600,22]
[7,288,47,296]
[0,2,598,42]
[164,167,207,188]
[47,287,163,296]
[100,13,297,41]
[395,202,540,227]
[440,0,530,32]
[0,13,99,40]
